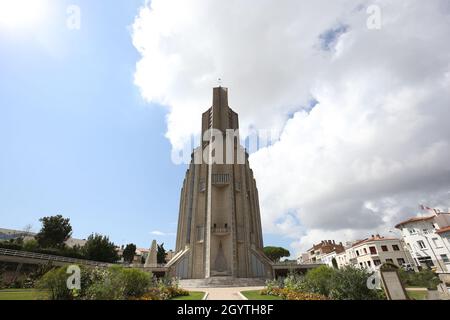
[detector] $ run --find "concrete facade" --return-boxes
[395,213,450,273]
[335,236,415,272]
[167,87,272,279]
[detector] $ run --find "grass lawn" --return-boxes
[241,290,282,300]
[171,291,206,300]
[0,289,49,300]
[406,289,428,300]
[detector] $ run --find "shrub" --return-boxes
[302,265,337,296]
[37,266,73,300]
[329,267,385,300]
[23,239,39,251]
[398,269,441,290]
[0,242,23,250]
[283,273,305,292]
[84,266,152,300]
[264,266,386,300]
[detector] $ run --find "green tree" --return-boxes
[122,243,136,263]
[263,246,290,262]
[36,215,72,248]
[82,234,119,263]
[157,243,166,264]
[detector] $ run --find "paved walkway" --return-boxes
[186,286,264,300]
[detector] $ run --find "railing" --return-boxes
[0,248,110,267]
[212,173,230,185]
[211,227,230,235]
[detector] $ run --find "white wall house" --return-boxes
[320,251,338,268]
[395,213,450,273]
[335,236,414,272]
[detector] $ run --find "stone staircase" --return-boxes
[179,276,267,288]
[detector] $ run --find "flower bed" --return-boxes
[260,288,328,300]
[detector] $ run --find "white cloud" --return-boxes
[150,230,175,236]
[132,0,450,256]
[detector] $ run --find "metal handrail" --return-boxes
[0,248,110,266]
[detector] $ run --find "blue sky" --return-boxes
[0,0,292,252]
[0,0,185,249]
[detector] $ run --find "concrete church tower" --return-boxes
[167,87,273,280]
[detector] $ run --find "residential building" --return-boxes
[320,251,338,268]
[343,235,414,271]
[303,240,344,264]
[395,213,450,273]
[297,253,310,264]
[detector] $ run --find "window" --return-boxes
[359,262,364,268]
[369,246,377,255]
[397,258,405,266]
[441,254,450,264]
[199,179,206,192]
[381,245,388,252]
[367,261,371,267]
[392,245,400,251]
[363,248,367,254]
[373,259,381,266]
[356,250,360,256]
[409,229,416,235]
[386,259,394,264]
[432,238,442,248]
[417,240,426,249]
[196,226,204,242]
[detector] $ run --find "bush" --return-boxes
[283,273,305,292]
[38,265,153,300]
[0,242,23,250]
[23,239,39,251]
[82,266,153,300]
[0,241,85,260]
[302,265,337,296]
[264,266,386,300]
[37,266,73,300]
[329,266,385,300]
[398,269,441,289]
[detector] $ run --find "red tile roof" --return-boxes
[352,235,399,247]
[436,226,450,234]
[394,215,435,229]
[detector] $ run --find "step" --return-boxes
[179,277,267,288]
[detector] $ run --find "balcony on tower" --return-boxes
[212,223,230,235]
[212,173,230,186]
